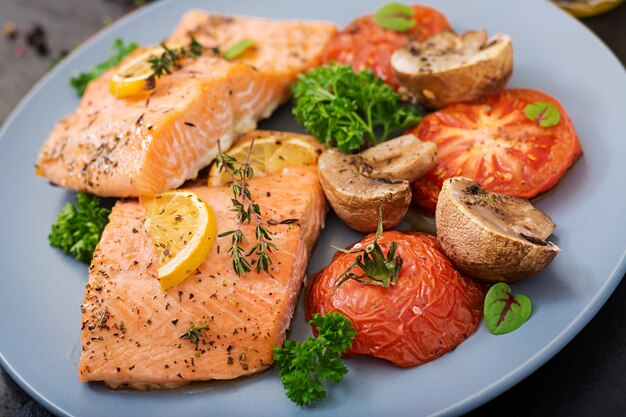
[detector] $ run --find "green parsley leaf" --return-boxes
[49,193,111,263]
[292,63,422,152]
[222,39,255,60]
[484,283,532,335]
[374,3,416,32]
[70,39,138,96]
[273,311,357,406]
[524,101,561,127]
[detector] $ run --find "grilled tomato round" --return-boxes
[321,5,450,89]
[306,231,485,367]
[409,88,583,212]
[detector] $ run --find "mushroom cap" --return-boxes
[392,31,513,109]
[435,177,559,282]
[318,148,411,233]
[359,134,437,183]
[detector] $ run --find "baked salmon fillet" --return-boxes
[36,11,336,197]
[78,167,327,389]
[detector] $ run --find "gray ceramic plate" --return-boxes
[1,0,625,416]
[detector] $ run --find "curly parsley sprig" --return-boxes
[48,193,111,263]
[292,63,422,152]
[70,39,138,96]
[216,139,277,276]
[273,312,357,406]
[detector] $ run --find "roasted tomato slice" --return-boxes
[409,88,583,212]
[321,5,451,89]
[306,231,485,367]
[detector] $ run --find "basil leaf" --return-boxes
[223,39,255,60]
[524,101,561,127]
[484,282,532,335]
[374,2,416,32]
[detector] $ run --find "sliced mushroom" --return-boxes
[359,134,437,182]
[435,177,559,282]
[318,135,437,233]
[392,30,513,109]
[319,149,410,232]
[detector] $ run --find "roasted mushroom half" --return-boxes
[318,134,436,232]
[392,30,513,109]
[435,177,560,282]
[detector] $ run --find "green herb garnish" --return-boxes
[147,36,204,83]
[216,139,277,276]
[70,39,138,96]
[524,101,561,127]
[273,312,357,406]
[49,193,111,263]
[331,208,403,289]
[484,283,532,335]
[292,63,422,152]
[374,3,416,32]
[222,39,255,60]
[179,324,208,349]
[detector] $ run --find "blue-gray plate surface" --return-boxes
[1,1,625,416]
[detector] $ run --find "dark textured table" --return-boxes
[1,1,625,416]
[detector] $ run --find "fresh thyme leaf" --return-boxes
[273,312,357,406]
[331,208,403,289]
[48,193,111,263]
[146,36,204,86]
[179,324,208,349]
[187,37,203,58]
[524,101,561,127]
[374,3,416,32]
[292,63,422,152]
[70,39,138,96]
[215,139,276,276]
[222,39,255,60]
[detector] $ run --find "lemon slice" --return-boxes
[208,136,320,186]
[553,0,623,17]
[141,190,216,291]
[109,44,180,98]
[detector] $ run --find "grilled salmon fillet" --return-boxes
[78,167,327,389]
[36,11,336,197]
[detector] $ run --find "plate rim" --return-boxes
[1,1,626,416]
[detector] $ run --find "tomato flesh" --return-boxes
[321,5,451,89]
[306,231,485,367]
[409,88,583,212]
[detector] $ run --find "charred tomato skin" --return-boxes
[409,88,583,212]
[321,5,451,89]
[306,231,485,367]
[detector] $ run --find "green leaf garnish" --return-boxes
[524,101,561,127]
[292,63,422,152]
[331,207,403,289]
[374,3,416,32]
[273,312,357,406]
[179,324,208,350]
[484,283,532,335]
[70,39,138,96]
[222,39,255,60]
[49,193,111,263]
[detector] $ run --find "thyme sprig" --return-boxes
[331,208,403,289]
[146,36,204,87]
[179,324,208,350]
[216,139,277,276]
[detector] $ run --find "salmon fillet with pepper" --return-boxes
[36,11,336,197]
[78,166,327,389]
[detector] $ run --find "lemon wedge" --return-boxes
[208,136,320,187]
[109,44,179,98]
[141,190,216,291]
